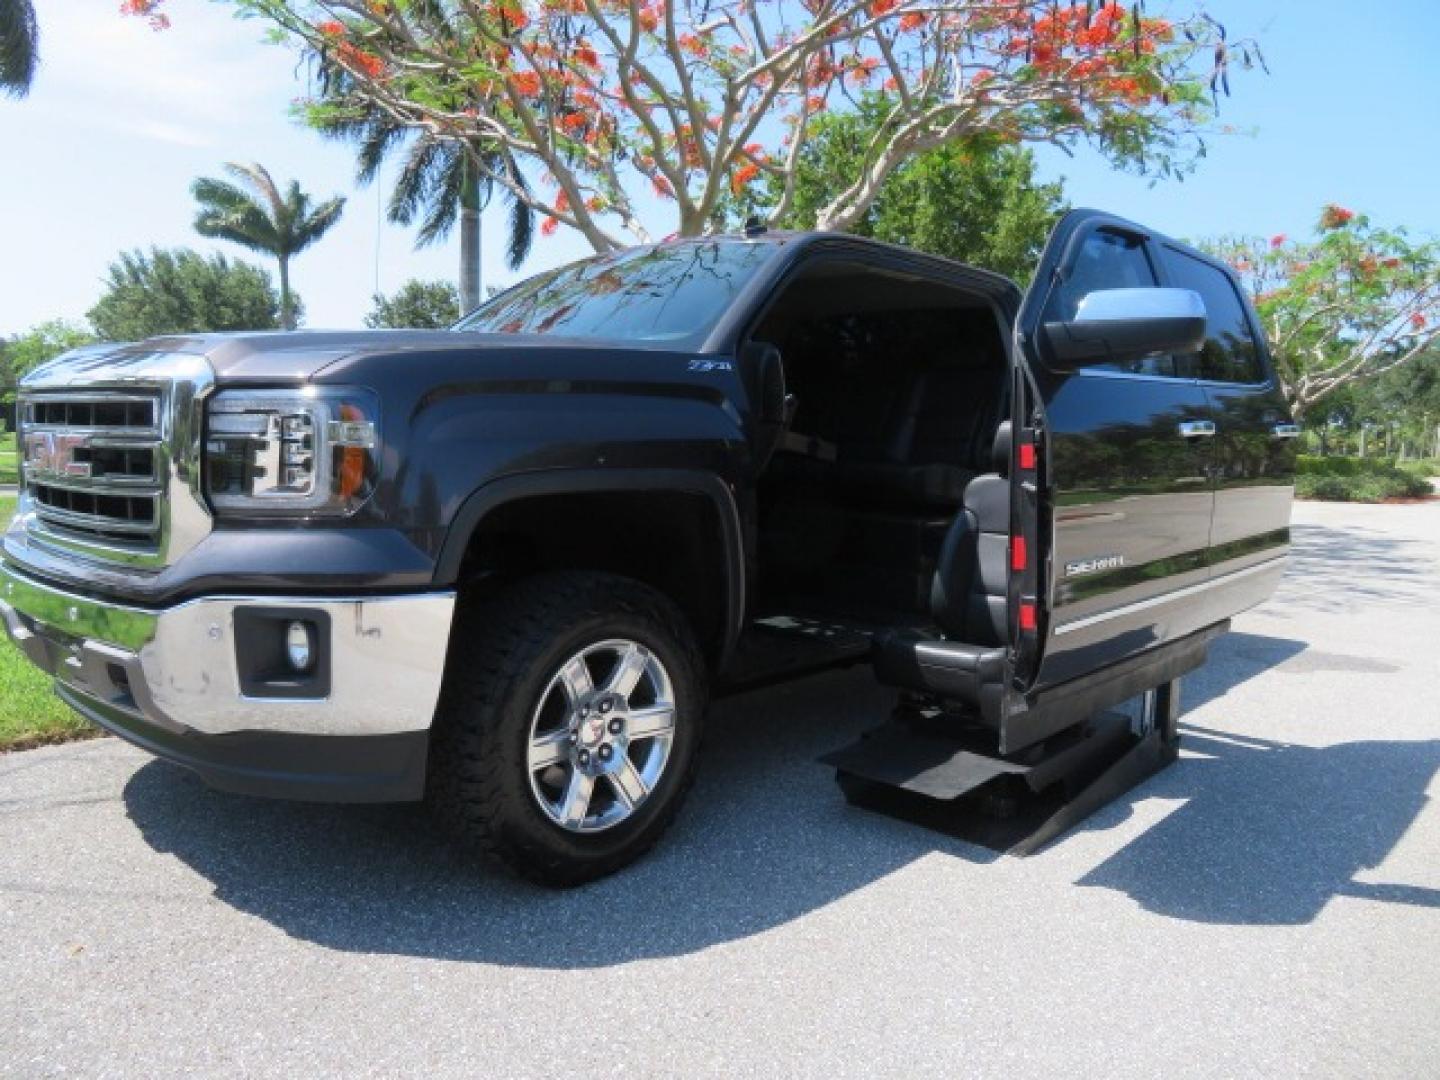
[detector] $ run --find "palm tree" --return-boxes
[326,119,534,316]
[191,162,345,330]
[1,0,39,97]
[309,9,532,315]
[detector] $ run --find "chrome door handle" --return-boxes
[1271,423,1301,439]
[1177,420,1217,438]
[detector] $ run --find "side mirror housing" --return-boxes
[740,341,788,426]
[1043,287,1207,367]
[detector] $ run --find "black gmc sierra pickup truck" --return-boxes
[1,210,1296,884]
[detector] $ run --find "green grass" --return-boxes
[0,495,98,750]
[0,432,17,485]
[1296,455,1436,503]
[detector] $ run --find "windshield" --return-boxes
[454,240,777,345]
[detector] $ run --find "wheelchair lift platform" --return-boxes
[819,681,1181,856]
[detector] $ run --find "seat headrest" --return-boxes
[991,420,1013,477]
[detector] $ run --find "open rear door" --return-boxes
[1006,210,1218,752]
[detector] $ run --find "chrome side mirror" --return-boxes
[1043,288,1207,367]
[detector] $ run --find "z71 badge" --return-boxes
[1065,554,1126,577]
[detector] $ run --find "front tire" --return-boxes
[428,572,707,886]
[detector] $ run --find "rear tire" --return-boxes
[428,572,707,887]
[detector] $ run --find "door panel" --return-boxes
[1016,210,1218,689]
[1035,372,1215,683]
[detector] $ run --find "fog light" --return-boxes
[285,620,314,672]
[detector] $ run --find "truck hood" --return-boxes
[20,330,642,387]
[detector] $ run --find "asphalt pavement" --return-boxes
[2,498,1438,1078]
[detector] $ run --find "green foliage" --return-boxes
[306,77,534,273]
[0,0,38,97]
[1,320,97,392]
[767,106,1066,283]
[1294,455,1434,502]
[1396,458,1440,480]
[1203,209,1440,418]
[88,248,284,341]
[126,2,1249,252]
[365,280,461,329]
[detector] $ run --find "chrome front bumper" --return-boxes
[0,562,455,739]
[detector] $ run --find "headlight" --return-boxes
[204,387,379,516]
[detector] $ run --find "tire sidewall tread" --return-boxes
[429,571,707,887]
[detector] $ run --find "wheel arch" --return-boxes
[434,469,746,670]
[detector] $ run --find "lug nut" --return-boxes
[579,705,590,718]
[608,718,623,735]
[599,744,613,762]
[599,699,613,714]
[569,732,578,745]
[578,749,590,766]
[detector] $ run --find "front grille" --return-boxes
[20,391,167,558]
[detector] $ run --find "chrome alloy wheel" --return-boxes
[526,639,677,833]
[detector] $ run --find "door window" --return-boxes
[1160,247,1266,384]
[1044,229,1157,322]
[1044,229,1181,377]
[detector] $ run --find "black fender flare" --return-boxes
[433,468,747,664]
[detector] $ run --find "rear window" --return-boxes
[1161,247,1266,384]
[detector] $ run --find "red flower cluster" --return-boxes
[1412,313,1428,331]
[730,162,762,194]
[1320,204,1356,230]
[337,41,386,79]
[119,0,169,30]
[1269,234,1287,248]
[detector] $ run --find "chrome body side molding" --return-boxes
[1053,557,1286,637]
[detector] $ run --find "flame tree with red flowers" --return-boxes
[1205,207,1440,420]
[125,1,1258,253]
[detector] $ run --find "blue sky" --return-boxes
[2,0,1437,335]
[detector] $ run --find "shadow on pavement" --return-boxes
[124,669,982,967]
[121,631,1438,961]
[1077,726,1440,924]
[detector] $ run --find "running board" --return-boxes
[820,682,1181,856]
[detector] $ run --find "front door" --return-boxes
[1016,211,1218,688]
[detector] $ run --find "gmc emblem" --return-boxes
[23,431,92,479]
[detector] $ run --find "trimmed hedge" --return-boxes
[1296,455,1435,502]
[1396,458,1440,481]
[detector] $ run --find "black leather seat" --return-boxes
[832,342,1006,509]
[873,422,1013,722]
